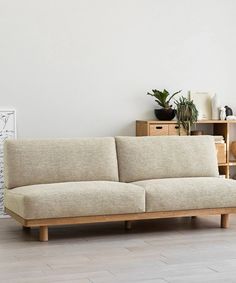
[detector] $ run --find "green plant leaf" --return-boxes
[175,96,198,135]
[166,90,182,104]
[147,88,182,109]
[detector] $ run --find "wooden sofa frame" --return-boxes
[6,207,236,242]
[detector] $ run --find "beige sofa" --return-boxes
[4,136,236,241]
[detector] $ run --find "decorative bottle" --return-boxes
[219,107,226,121]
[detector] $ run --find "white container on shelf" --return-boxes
[211,94,220,120]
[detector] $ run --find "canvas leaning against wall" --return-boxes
[0,110,16,217]
[189,91,213,120]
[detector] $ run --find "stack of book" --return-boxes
[214,136,225,144]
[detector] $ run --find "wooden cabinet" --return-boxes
[168,124,186,136]
[139,122,187,136]
[149,124,169,136]
[136,120,236,179]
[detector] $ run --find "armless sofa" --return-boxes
[4,136,236,241]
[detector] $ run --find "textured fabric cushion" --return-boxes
[116,136,219,182]
[133,177,236,212]
[4,138,119,189]
[4,181,145,219]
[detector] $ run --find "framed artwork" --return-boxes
[189,91,212,120]
[0,110,16,217]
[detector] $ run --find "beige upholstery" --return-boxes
[5,136,236,231]
[116,136,219,182]
[133,177,236,212]
[4,138,119,189]
[4,181,145,219]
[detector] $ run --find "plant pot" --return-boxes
[154,108,176,121]
[190,130,203,135]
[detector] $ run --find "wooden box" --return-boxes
[215,143,226,164]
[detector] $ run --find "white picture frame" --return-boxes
[189,91,213,120]
[0,109,16,217]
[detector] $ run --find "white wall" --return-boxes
[1,0,236,138]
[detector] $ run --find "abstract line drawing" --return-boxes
[0,110,16,217]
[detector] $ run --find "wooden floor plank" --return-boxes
[1,216,236,282]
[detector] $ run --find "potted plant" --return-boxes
[175,96,198,135]
[147,89,182,120]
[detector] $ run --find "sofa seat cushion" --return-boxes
[133,177,236,212]
[5,181,145,219]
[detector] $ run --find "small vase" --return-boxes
[211,94,220,120]
[219,107,226,121]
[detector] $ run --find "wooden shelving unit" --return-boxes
[136,120,236,179]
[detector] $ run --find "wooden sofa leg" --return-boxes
[221,214,229,228]
[39,226,48,242]
[125,221,132,230]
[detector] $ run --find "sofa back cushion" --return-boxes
[4,138,119,189]
[116,136,219,182]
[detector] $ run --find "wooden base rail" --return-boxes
[5,208,235,242]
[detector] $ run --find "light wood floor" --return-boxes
[1,216,236,283]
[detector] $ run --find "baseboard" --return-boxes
[0,214,10,219]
